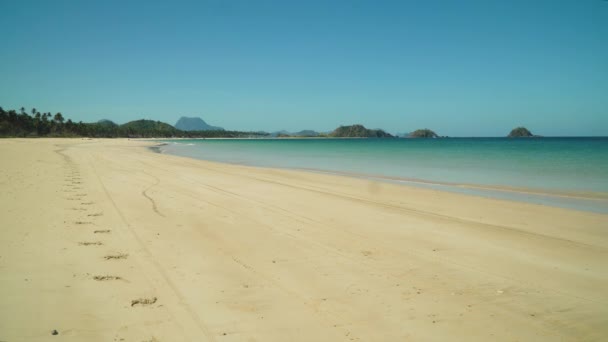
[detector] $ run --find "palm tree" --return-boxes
[53,113,64,134]
[53,112,64,124]
[34,112,42,135]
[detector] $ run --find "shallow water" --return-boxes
[158,137,608,213]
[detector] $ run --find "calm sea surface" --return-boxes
[158,138,608,213]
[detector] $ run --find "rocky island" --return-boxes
[508,127,534,138]
[407,129,439,138]
[329,124,393,138]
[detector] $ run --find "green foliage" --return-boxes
[0,106,269,138]
[408,129,439,138]
[119,120,180,137]
[329,124,393,138]
[507,126,533,137]
[96,119,118,127]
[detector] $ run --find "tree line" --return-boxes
[0,106,268,138]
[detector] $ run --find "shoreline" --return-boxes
[1,138,607,341]
[151,140,608,214]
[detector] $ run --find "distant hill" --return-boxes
[269,130,290,137]
[121,119,180,137]
[408,129,439,138]
[83,119,119,137]
[293,130,320,137]
[97,119,118,127]
[175,117,224,131]
[329,124,393,138]
[508,126,534,137]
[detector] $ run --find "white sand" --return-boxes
[1,138,606,341]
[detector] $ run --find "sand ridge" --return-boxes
[0,138,607,341]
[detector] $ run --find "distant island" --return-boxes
[407,129,439,138]
[175,117,224,131]
[0,105,546,140]
[329,124,393,138]
[292,130,320,137]
[270,130,321,138]
[508,127,535,138]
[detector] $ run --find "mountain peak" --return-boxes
[175,117,224,131]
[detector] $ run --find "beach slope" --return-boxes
[0,139,606,341]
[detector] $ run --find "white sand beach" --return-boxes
[1,138,607,341]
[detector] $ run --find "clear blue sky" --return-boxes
[1,0,607,136]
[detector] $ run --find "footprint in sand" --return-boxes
[94,229,111,234]
[78,241,103,246]
[104,253,128,260]
[93,275,123,281]
[131,297,157,307]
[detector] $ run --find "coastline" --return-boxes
[154,140,608,214]
[304,169,608,214]
[1,138,607,341]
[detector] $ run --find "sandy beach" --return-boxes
[1,138,607,341]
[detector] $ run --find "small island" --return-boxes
[407,129,439,138]
[329,124,393,138]
[507,127,534,138]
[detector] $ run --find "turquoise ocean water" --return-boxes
[158,138,608,213]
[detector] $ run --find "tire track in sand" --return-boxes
[87,155,216,342]
[141,170,165,217]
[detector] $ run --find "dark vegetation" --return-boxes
[3,106,535,139]
[0,106,268,138]
[507,126,534,138]
[329,124,393,138]
[408,129,439,138]
[292,130,320,137]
